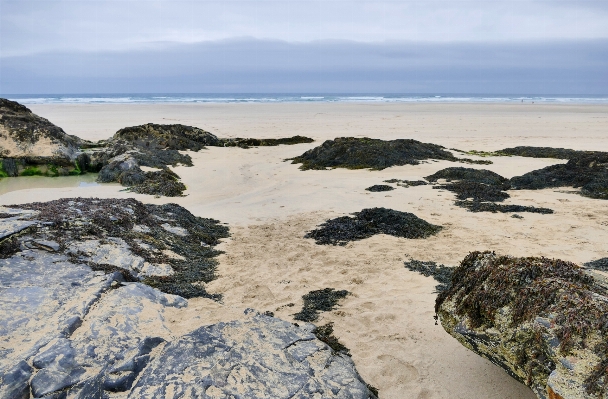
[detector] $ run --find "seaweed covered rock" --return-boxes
[290,137,460,170]
[584,258,608,272]
[1,198,229,299]
[425,167,511,189]
[436,181,510,202]
[293,288,350,322]
[220,135,314,148]
[436,252,608,399]
[511,153,608,199]
[454,201,554,214]
[305,207,442,245]
[499,146,606,160]
[112,123,221,150]
[365,184,395,192]
[91,123,216,196]
[0,98,90,176]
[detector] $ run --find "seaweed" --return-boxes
[384,179,428,187]
[434,181,510,202]
[126,169,187,197]
[454,200,554,214]
[312,322,351,356]
[289,137,459,171]
[404,259,454,293]
[435,252,608,394]
[20,166,43,176]
[498,146,606,160]
[0,237,21,259]
[365,185,395,192]
[584,258,608,272]
[304,207,443,246]
[510,153,608,200]
[14,198,230,300]
[220,136,314,148]
[425,167,510,189]
[293,288,350,322]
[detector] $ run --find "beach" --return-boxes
[2,102,608,398]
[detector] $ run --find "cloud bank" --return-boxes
[1,38,607,94]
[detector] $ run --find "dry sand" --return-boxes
[2,102,608,398]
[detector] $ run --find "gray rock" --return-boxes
[130,313,376,399]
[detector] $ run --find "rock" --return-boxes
[220,135,314,148]
[0,98,89,176]
[0,199,376,398]
[436,251,608,399]
[0,198,230,299]
[130,313,376,399]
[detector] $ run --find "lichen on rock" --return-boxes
[436,251,608,399]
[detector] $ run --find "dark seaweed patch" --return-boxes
[220,136,314,148]
[510,153,608,200]
[293,288,349,322]
[434,181,510,202]
[312,322,351,356]
[304,207,442,246]
[0,237,21,259]
[289,137,459,170]
[584,258,608,272]
[454,201,554,214]
[365,185,395,192]
[425,167,510,189]
[383,179,428,187]
[499,146,606,160]
[14,198,229,300]
[126,169,187,197]
[404,259,453,293]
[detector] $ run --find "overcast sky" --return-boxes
[1,0,607,94]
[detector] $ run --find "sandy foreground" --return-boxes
[2,102,608,398]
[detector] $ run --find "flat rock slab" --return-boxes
[0,198,376,398]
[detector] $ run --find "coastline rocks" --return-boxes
[0,98,89,176]
[0,197,229,299]
[0,199,376,399]
[290,137,458,170]
[511,153,608,200]
[436,251,608,399]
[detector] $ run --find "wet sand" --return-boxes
[2,102,608,398]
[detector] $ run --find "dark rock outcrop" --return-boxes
[289,137,488,171]
[365,184,395,192]
[511,153,608,200]
[0,98,90,176]
[305,207,442,246]
[220,135,314,148]
[0,200,377,399]
[436,251,608,399]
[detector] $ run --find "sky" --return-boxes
[1,0,607,94]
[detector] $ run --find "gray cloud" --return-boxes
[1,38,606,94]
[2,0,608,57]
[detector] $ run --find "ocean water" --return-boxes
[6,94,608,105]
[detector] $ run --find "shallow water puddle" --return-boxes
[0,174,100,195]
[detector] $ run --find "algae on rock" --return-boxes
[436,251,608,399]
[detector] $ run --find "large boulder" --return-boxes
[436,251,608,399]
[0,199,376,398]
[0,98,88,176]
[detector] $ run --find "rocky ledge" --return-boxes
[0,198,376,398]
[436,251,608,399]
[0,99,91,177]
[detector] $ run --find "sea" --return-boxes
[6,94,608,105]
